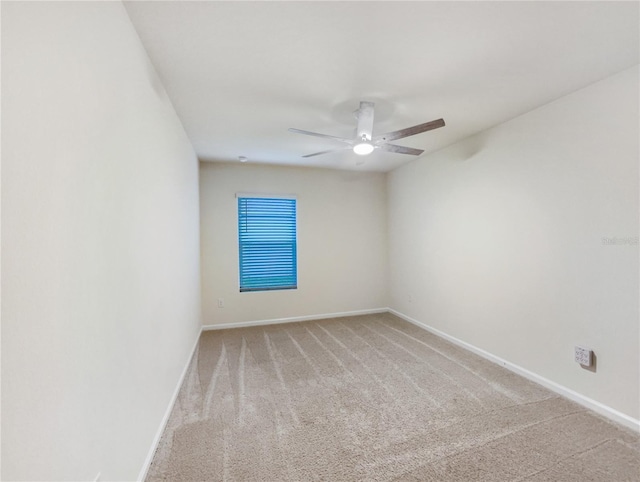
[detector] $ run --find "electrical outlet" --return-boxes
[575,346,593,366]
[408,295,413,303]
[217,298,224,308]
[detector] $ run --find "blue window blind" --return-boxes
[238,196,297,292]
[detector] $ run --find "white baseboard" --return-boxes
[137,330,201,482]
[389,308,640,432]
[202,307,388,331]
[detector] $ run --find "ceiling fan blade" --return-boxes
[288,128,352,144]
[302,147,349,158]
[379,143,424,156]
[356,101,375,141]
[374,118,445,142]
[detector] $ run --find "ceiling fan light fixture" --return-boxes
[289,101,445,158]
[353,142,374,156]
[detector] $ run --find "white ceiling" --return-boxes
[124,1,639,172]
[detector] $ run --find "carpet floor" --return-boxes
[146,313,640,481]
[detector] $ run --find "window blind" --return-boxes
[238,196,297,292]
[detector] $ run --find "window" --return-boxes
[237,195,297,292]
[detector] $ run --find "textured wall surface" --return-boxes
[2,2,201,480]
[389,67,639,420]
[200,163,389,325]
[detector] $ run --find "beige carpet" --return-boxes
[146,313,640,481]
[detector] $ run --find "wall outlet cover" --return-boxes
[575,346,593,366]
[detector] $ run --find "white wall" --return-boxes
[389,66,639,421]
[200,163,388,325]
[2,2,201,480]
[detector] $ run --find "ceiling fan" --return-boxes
[288,101,445,158]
